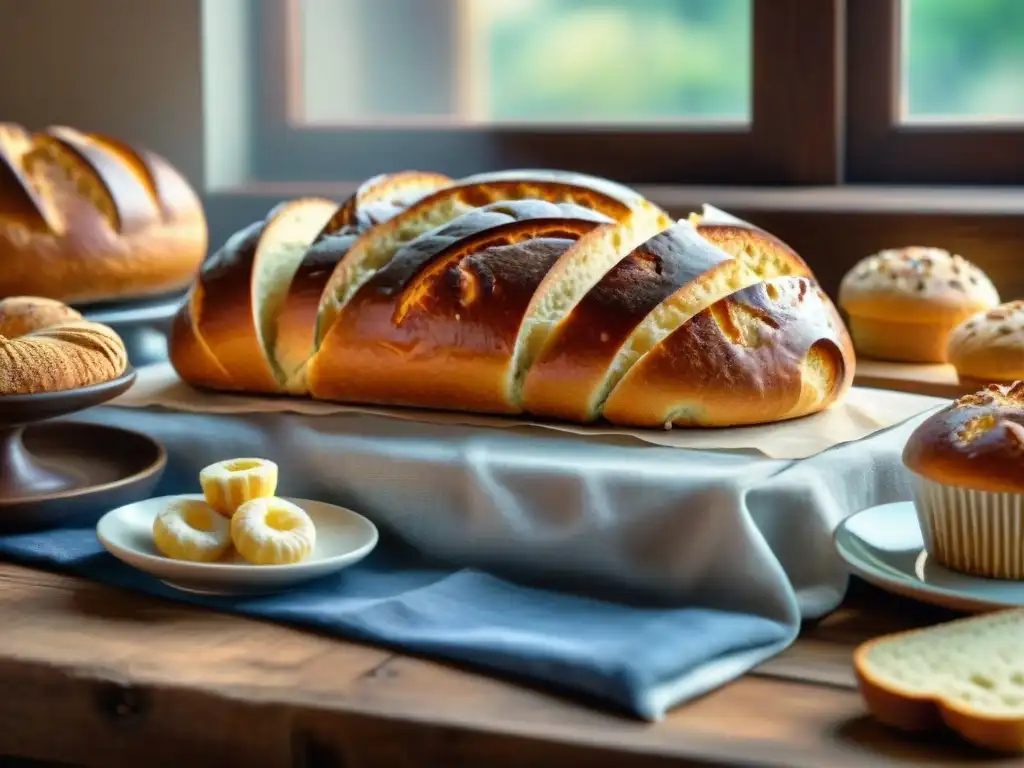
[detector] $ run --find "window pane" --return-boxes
[299,0,751,126]
[902,0,1024,122]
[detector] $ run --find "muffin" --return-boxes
[903,381,1024,579]
[839,247,999,363]
[947,300,1024,388]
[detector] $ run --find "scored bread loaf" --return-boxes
[0,123,206,304]
[169,169,854,427]
[169,172,452,393]
[0,296,128,394]
[275,171,452,392]
[854,609,1024,753]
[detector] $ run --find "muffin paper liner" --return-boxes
[912,473,1024,580]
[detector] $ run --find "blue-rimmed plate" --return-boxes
[834,501,1024,613]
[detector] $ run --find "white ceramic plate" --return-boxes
[97,494,379,596]
[834,501,1024,613]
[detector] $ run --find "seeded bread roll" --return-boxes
[947,300,1024,387]
[0,123,206,304]
[170,169,855,428]
[838,247,999,363]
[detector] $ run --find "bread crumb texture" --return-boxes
[862,610,1024,715]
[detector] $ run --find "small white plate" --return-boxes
[97,494,379,596]
[834,501,1024,613]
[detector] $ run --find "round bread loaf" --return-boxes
[838,247,999,363]
[0,296,128,394]
[0,123,206,304]
[170,170,855,428]
[947,300,1024,387]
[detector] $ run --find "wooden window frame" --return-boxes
[846,0,1024,185]
[252,0,843,186]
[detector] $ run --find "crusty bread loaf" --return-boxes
[854,609,1024,753]
[275,172,452,393]
[169,169,854,427]
[182,197,339,393]
[309,201,615,412]
[0,296,128,394]
[0,123,206,304]
[313,175,646,347]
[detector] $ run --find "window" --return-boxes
[298,0,752,126]
[847,0,1024,184]
[253,0,841,185]
[901,0,1024,122]
[255,0,1024,187]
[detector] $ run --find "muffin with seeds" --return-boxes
[948,300,1024,387]
[838,247,999,363]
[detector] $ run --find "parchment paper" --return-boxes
[112,364,948,460]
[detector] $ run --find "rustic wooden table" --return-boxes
[853,359,967,399]
[0,369,1004,767]
[0,563,1014,767]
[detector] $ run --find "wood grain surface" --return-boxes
[854,359,968,400]
[0,564,1013,768]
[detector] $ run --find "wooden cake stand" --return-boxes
[0,369,166,532]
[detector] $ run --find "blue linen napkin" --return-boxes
[0,524,792,720]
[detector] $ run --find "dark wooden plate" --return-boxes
[0,421,166,533]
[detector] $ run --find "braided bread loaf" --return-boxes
[0,297,128,394]
[169,171,854,428]
[0,123,206,304]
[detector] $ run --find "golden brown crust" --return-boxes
[602,277,853,427]
[947,301,1024,383]
[275,172,452,391]
[0,296,128,394]
[175,181,854,429]
[847,315,954,363]
[191,198,336,394]
[168,285,235,391]
[523,224,738,422]
[314,179,637,346]
[902,381,1024,493]
[274,231,361,392]
[192,219,271,391]
[0,123,206,304]
[308,217,603,412]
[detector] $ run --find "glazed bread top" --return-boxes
[0,123,206,304]
[839,247,999,323]
[0,296,128,394]
[903,381,1024,493]
[169,168,855,427]
[313,176,649,347]
[947,300,1024,383]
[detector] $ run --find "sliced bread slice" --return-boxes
[854,609,1024,754]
